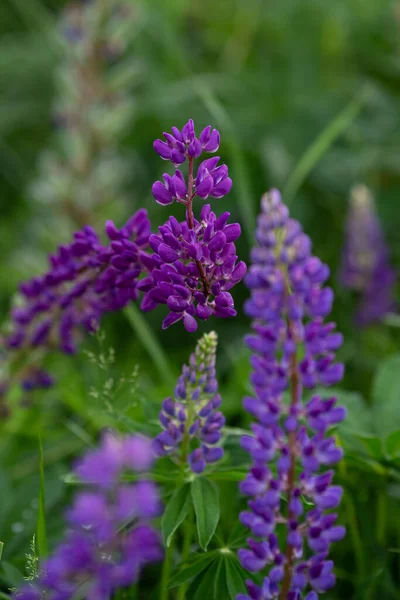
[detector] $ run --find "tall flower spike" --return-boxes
[144,120,246,331]
[238,190,346,600]
[153,331,225,474]
[13,434,163,600]
[340,184,396,325]
[1,210,153,404]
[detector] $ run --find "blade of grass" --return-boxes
[36,435,47,558]
[123,304,175,386]
[0,542,3,561]
[283,93,366,204]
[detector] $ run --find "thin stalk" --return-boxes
[160,541,174,600]
[279,320,300,600]
[377,488,386,546]
[177,514,193,600]
[186,156,210,295]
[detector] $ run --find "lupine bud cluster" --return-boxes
[31,0,138,231]
[238,190,346,600]
[145,120,246,331]
[340,184,396,325]
[14,434,163,600]
[1,210,151,396]
[153,332,225,473]
[152,119,232,204]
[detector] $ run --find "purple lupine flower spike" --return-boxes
[238,190,346,600]
[153,331,225,473]
[2,210,153,397]
[340,184,396,325]
[147,119,245,331]
[14,434,163,600]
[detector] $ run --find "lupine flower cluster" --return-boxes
[143,119,246,331]
[1,210,151,397]
[340,184,396,325]
[14,433,163,600]
[238,190,346,600]
[153,331,225,473]
[1,120,245,413]
[31,0,138,231]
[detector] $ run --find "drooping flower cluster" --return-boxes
[14,434,163,600]
[145,120,246,331]
[340,184,396,325]
[153,331,225,473]
[238,190,346,600]
[1,210,151,396]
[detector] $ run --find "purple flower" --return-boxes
[2,210,153,398]
[153,332,225,474]
[139,205,246,331]
[13,434,163,600]
[238,190,345,599]
[340,184,396,325]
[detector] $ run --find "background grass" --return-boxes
[1,0,400,598]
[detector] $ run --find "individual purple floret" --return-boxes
[139,205,246,332]
[2,210,153,396]
[237,190,346,600]
[13,433,163,600]
[148,120,245,331]
[340,184,396,325]
[153,331,225,474]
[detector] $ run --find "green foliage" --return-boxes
[162,484,192,547]
[191,477,220,551]
[36,437,47,558]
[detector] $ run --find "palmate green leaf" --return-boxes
[36,435,47,557]
[191,477,220,551]
[168,551,218,588]
[161,483,191,547]
[372,355,400,439]
[224,554,248,598]
[185,556,229,600]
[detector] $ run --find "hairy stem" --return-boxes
[177,513,193,600]
[160,540,174,600]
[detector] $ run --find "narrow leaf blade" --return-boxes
[168,551,218,589]
[191,478,220,551]
[162,484,191,547]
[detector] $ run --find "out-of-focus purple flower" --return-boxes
[2,210,152,396]
[237,190,345,600]
[153,331,224,474]
[138,205,246,332]
[13,434,163,600]
[340,184,396,325]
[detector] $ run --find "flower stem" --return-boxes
[279,322,300,600]
[160,540,174,600]
[186,156,210,296]
[177,514,193,600]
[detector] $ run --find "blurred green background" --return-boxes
[1,0,400,598]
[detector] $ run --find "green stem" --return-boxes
[345,490,366,583]
[160,539,175,600]
[123,304,175,386]
[177,515,194,600]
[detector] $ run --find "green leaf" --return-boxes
[191,477,220,551]
[161,484,191,547]
[224,555,248,598]
[386,431,400,459]
[1,561,25,587]
[0,542,3,561]
[355,435,384,460]
[283,93,365,203]
[186,557,227,599]
[36,435,47,557]
[372,355,400,438]
[168,551,218,589]
[124,305,176,387]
